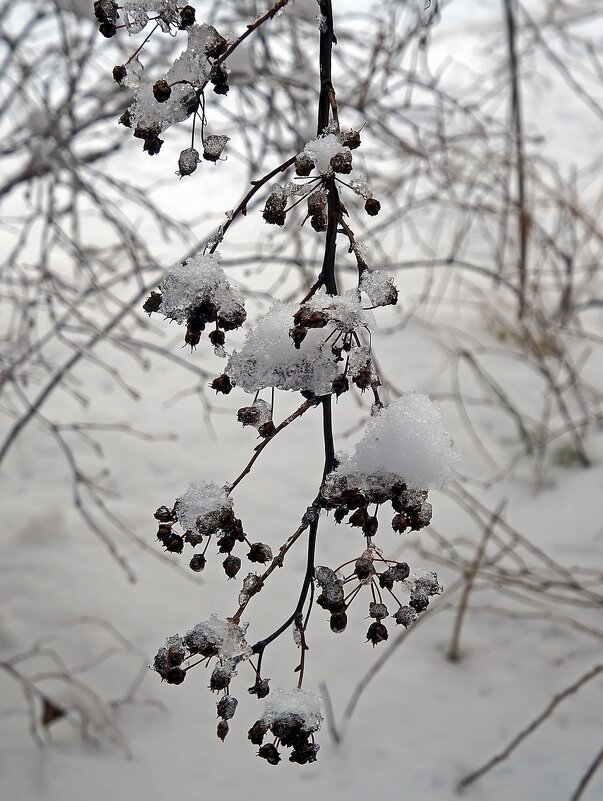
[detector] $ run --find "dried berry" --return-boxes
[369,602,388,620]
[364,197,381,216]
[247,542,273,564]
[153,80,171,103]
[330,150,353,174]
[330,611,348,633]
[394,605,418,627]
[112,64,127,84]
[295,152,314,176]
[366,621,389,646]
[210,664,232,691]
[258,421,276,439]
[222,554,241,578]
[349,507,369,528]
[217,720,229,740]
[217,695,238,720]
[164,666,186,685]
[143,291,163,314]
[190,553,207,572]
[392,512,409,534]
[258,743,281,765]
[341,130,361,149]
[211,374,233,394]
[178,5,195,29]
[355,555,374,581]
[209,329,226,348]
[154,505,174,522]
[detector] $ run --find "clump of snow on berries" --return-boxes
[359,270,398,307]
[348,175,372,199]
[158,252,245,326]
[175,481,232,533]
[127,24,223,137]
[185,614,252,661]
[302,133,351,174]
[261,688,322,733]
[226,301,340,394]
[332,394,459,492]
[304,288,372,333]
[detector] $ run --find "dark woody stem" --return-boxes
[249,0,338,665]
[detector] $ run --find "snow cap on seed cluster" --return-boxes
[226,300,340,394]
[261,687,322,733]
[175,481,232,532]
[185,614,252,661]
[158,252,245,325]
[331,394,459,491]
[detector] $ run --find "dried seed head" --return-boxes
[307,190,328,215]
[363,516,379,537]
[330,150,353,174]
[394,605,418,627]
[369,601,388,620]
[248,719,269,745]
[178,5,196,28]
[217,719,229,740]
[154,505,175,522]
[329,611,348,633]
[222,555,241,579]
[142,136,164,156]
[258,420,276,439]
[153,80,171,103]
[189,553,207,572]
[349,507,369,528]
[332,374,349,396]
[310,213,328,233]
[258,743,281,765]
[289,326,308,349]
[334,508,347,524]
[247,542,273,564]
[163,533,184,554]
[211,374,233,394]
[112,64,127,84]
[178,147,200,177]
[341,130,361,149]
[248,678,270,699]
[209,329,226,348]
[206,31,228,59]
[143,291,163,315]
[392,512,409,534]
[210,664,233,691]
[354,555,374,581]
[364,197,381,216]
[295,152,315,176]
[99,21,117,37]
[217,695,238,720]
[164,666,186,685]
[203,134,229,162]
[366,621,389,646]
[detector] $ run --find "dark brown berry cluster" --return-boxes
[249,712,320,765]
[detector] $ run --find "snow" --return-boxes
[226,300,341,394]
[359,269,398,307]
[174,481,231,533]
[158,252,245,326]
[184,615,252,661]
[327,394,460,494]
[302,133,351,175]
[261,687,323,733]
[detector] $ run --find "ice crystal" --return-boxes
[302,133,351,175]
[261,688,322,733]
[359,269,398,307]
[185,614,252,661]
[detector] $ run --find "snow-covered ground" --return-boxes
[1,1,602,800]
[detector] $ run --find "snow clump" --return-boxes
[329,394,459,492]
[158,252,245,326]
[175,481,232,533]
